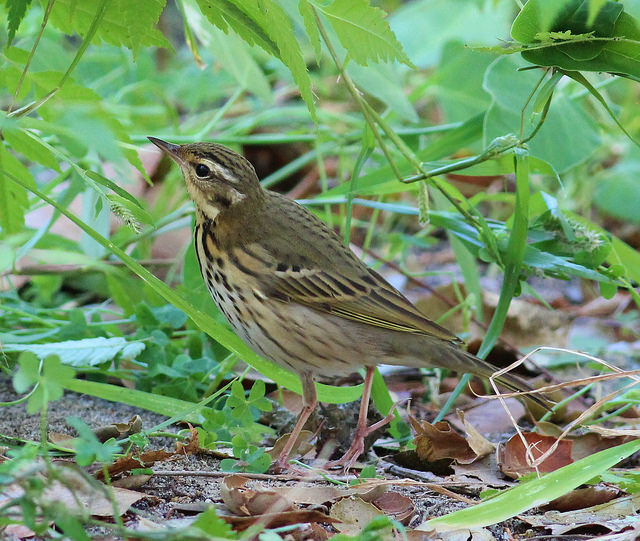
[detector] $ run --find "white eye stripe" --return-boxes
[196,159,239,183]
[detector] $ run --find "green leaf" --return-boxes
[3,126,61,172]
[347,61,418,122]
[47,0,170,57]
[196,0,316,120]
[512,0,640,81]
[422,438,640,530]
[192,506,236,538]
[13,354,76,414]
[12,352,40,394]
[483,56,601,172]
[313,0,414,67]
[3,337,146,367]
[299,0,322,59]
[181,0,272,101]
[0,144,35,234]
[66,416,121,466]
[4,0,33,44]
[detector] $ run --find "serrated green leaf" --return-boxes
[47,0,170,56]
[3,337,146,367]
[195,0,316,120]
[0,144,35,234]
[313,0,414,67]
[299,0,322,59]
[5,0,33,45]
[195,0,279,56]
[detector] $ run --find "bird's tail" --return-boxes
[456,348,553,411]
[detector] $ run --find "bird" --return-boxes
[148,137,548,472]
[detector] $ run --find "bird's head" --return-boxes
[148,137,263,219]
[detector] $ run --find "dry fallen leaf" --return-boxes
[266,429,315,460]
[93,415,143,442]
[543,484,620,512]
[409,416,477,464]
[220,474,292,516]
[373,491,414,525]
[220,509,339,531]
[456,410,495,457]
[498,433,573,478]
[330,496,384,536]
[520,492,640,535]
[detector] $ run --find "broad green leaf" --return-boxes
[483,56,600,172]
[195,0,279,56]
[421,438,640,530]
[513,3,640,81]
[3,337,146,367]
[47,0,170,56]
[389,0,512,68]
[313,0,414,67]
[595,161,640,225]
[431,41,495,123]
[347,61,417,122]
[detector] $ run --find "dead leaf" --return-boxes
[498,433,573,478]
[93,415,143,442]
[409,416,477,464]
[570,432,633,461]
[220,474,292,516]
[98,449,174,480]
[451,455,514,489]
[176,425,201,455]
[330,496,384,536]
[267,388,304,414]
[266,429,315,460]
[373,491,414,525]
[112,474,152,489]
[543,485,620,512]
[456,410,495,457]
[520,492,640,535]
[220,509,339,531]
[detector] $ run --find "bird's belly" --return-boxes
[204,276,371,376]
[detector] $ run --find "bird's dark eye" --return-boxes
[195,164,210,177]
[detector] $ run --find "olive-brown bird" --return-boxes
[149,137,544,472]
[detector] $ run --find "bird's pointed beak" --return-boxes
[148,137,182,162]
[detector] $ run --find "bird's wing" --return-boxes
[239,197,460,342]
[269,263,460,341]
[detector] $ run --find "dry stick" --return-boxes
[151,469,475,504]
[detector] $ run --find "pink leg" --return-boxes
[273,373,317,473]
[326,366,395,469]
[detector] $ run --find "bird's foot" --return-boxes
[324,408,396,471]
